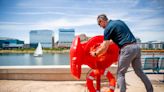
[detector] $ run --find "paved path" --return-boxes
[0,71,164,92]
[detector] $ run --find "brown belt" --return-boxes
[121,42,136,49]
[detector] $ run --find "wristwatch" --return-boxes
[94,52,97,56]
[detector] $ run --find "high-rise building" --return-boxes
[30,30,54,48]
[58,28,75,47]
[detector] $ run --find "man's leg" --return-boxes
[117,47,134,92]
[132,47,153,92]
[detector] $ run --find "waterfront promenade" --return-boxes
[0,50,163,92]
[0,70,163,92]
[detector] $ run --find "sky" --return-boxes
[0,0,164,43]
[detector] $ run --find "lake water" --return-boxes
[0,52,163,66]
[0,53,69,66]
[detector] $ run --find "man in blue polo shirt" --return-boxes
[90,14,153,92]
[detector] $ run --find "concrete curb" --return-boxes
[0,65,117,81]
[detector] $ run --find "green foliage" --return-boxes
[43,47,69,51]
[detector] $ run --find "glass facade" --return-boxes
[30,30,54,48]
[58,29,75,47]
[59,29,75,43]
[0,37,24,49]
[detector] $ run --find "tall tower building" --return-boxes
[58,28,75,47]
[30,30,54,48]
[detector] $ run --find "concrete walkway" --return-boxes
[0,71,164,92]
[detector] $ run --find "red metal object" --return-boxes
[70,35,119,92]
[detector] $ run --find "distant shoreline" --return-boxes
[0,49,164,54]
[0,49,69,54]
[141,50,164,53]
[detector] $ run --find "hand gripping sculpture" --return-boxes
[70,35,119,92]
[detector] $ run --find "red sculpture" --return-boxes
[70,35,119,92]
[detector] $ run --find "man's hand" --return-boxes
[90,40,111,57]
[90,51,96,57]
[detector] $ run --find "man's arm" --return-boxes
[90,40,111,57]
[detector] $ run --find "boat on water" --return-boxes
[34,42,43,57]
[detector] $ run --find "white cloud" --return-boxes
[28,17,97,29]
[130,17,164,32]
[135,30,164,42]
[1,0,164,43]
[0,16,96,27]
